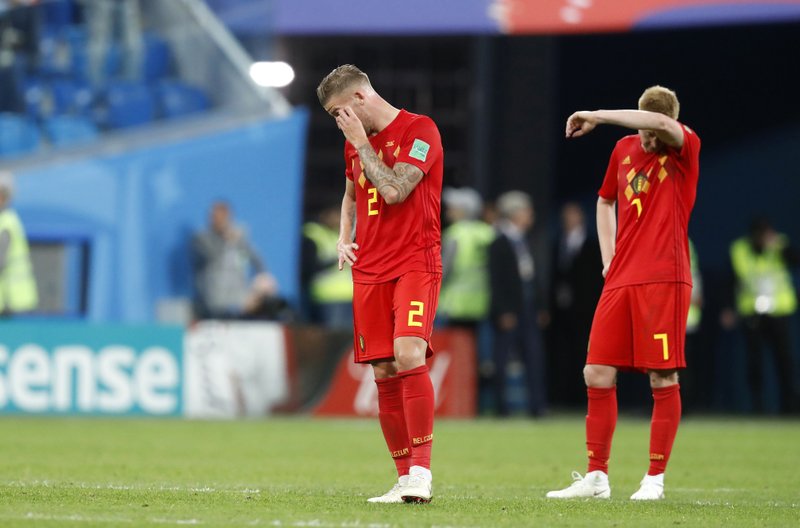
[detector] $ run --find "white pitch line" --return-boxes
[0,480,262,494]
[1,513,401,528]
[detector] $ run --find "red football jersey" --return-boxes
[598,123,701,290]
[344,109,443,283]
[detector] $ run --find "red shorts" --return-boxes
[587,282,691,372]
[351,271,441,364]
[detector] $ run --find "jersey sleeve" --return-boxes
[676,123,701,165]
[673,123,701,183]
[395,116,442,176]
[597,145,619,200]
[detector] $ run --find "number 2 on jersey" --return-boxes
[408,301,424,327]
[367,187,379,216]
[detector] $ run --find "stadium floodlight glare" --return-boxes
[249,61,295,88]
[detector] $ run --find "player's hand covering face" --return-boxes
[336,106,369,148]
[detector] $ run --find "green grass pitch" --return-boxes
[0,416,798,527]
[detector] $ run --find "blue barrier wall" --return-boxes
[14,109,308,322]
[0,322,183,416]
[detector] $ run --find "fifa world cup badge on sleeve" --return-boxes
[409,139,430,162]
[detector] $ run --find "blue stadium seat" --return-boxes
[142,33,172,81]
[70,42,122,83]
[0,113,42,158]
[43,115,99,147]
[50,77,95,116]
[104,81,156,128]
[156,81,211,119]
[40,0,76,34]
[38,25,87,77]
[21,77,52,119]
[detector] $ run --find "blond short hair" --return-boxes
[638,85,680,119]
[316,65,371,106]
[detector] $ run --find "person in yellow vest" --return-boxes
[680,239,711,412]
[722,217,799,414]
[0,171,38,316]
[301,205,353,329]
[438,187,495,327]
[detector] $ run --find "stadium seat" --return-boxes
[50,77,95,116]
[142,33,172,81]
[38,25,87,77]
[40,0,76,34]
[21,77,52,119]
[70,41,122,83]
[104,80,156,128]
[156,81,211,119]
[43,115,99,147]
[0,113,42,158]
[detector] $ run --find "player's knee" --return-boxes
[394,337,426,371]
[583,364,616,388]
[372,361,398,379]
[394,348,425,371]
[648,369,679,388]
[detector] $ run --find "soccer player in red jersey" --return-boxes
[316,65,443,504]
[547,86,700,501]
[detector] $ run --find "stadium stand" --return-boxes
[42,114,97,146]
[0,113,41,158]
[1,0,222,154]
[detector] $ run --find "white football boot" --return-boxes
[630,473,665,500]
[400,466,432,503]
[367,475,409,504]
[546,470,611,499]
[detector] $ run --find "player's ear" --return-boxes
[352,91,366,105]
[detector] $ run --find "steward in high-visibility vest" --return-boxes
[439,219,495,322]
[439,187,493,324]
[730,234,797,317]
[686,239,702,332]
[302,221,353,305]
[0,176,38,314]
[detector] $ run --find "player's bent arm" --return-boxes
[597,197,616,275]
[592,110,683,147]
[340,180,356,243]
[357,144,424,205]
[337,180,358,269]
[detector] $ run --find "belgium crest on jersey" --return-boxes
[631,172,648,195]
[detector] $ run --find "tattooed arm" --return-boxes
[336,106,425,205]
[356,145,423,205]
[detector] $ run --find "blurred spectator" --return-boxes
[546,201,603,408]
[438,187,494,328]
[488,190,546,417]
[0,170,38,315]
[0,0,40,112]
[300,204,353,329]
[680,239,711,412]
[192,200,284,321]
[79,0,142,86]
[721,217,800,413]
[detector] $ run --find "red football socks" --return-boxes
[648,383,681,475]
[586,386,618,474]
[399,365,435,470]
[375,376,411,477]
